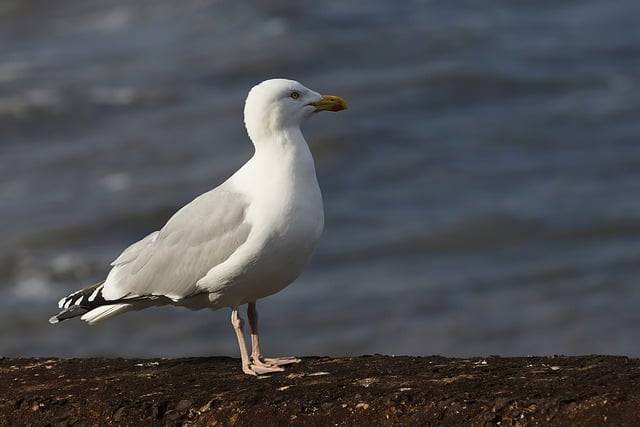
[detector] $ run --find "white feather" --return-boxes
[81,304,132,324]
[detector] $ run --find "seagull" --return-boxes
[49,79,347,375]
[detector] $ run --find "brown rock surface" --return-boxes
[1,355,639,426]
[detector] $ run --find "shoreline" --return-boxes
[1,355,638,425]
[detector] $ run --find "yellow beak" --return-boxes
[311,95,348,112]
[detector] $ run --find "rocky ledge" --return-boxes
[1,355,639,426]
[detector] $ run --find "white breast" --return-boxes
[207,128,324,306]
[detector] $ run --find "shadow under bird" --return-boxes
[50,79,347,375]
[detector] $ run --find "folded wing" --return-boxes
[102,188,252,301]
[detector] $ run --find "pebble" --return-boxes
[113,407,125,422]
[198,400,214,413]
[134,362,159,367]
[355,377,378,388]
[176,399,192,412]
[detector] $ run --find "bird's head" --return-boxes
[244,79,347,142]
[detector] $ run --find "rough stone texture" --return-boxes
[1,355,639,426]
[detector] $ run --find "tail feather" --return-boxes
[49,281,153,324]
[80,304,133,324]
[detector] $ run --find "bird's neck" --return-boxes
[260,127,316,172]
[242,127,318,190]
[252,127,313,164]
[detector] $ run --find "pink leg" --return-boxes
[247,301,301,368]
[231,307,281,375]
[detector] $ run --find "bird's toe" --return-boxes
[251,363,285,374]
[262,357,301,366]
[242,365,259,376]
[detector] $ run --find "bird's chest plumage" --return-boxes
[255,169,324,278]
[231,141,324,301]
[271,177,324,256]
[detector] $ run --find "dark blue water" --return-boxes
[2,0,640,358]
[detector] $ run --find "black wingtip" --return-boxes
[49,305,88,324]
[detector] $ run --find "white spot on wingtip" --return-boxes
[88,287,101,302]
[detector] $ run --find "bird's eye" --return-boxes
[290,91,300,100]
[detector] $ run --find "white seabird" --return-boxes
[50,79,347,375]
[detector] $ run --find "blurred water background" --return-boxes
[2,0,640,358]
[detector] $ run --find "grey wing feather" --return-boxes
[111,231,159,266]
[102,188,251,301]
